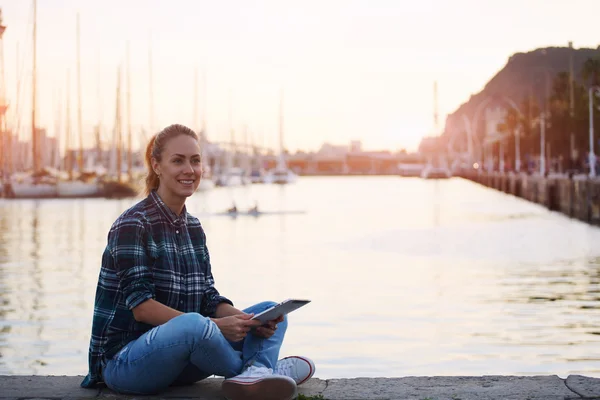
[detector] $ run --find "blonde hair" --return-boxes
[144,124,199,196]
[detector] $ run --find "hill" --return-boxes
[443,45,600,143]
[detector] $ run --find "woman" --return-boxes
[81,124,315,400]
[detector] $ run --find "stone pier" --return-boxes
[462,172,600,226]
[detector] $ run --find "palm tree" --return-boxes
[582,57,600,87]
[547,72,571,160]
[582,56,600,172]
[496,107,520,170]
[517,92,540,159]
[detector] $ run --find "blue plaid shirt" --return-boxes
[81,191,233,388]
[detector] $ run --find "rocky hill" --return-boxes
[443,45,600,142]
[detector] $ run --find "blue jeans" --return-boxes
[102,301,287,395]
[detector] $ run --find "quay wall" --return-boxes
[461,172,600,226]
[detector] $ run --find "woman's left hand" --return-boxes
[252,315,284,339]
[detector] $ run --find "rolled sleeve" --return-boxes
[201,289,233,317]
[119,266,155,309]
[108,217,155,309]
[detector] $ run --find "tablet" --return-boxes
[251,299,311,324]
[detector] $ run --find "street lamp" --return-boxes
[588,86,600,177]
[569,42,576,166]
[533,67,552,176]
[468,96,522,172]
[515,126,521,172]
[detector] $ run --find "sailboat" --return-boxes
[214,90,247,187]
[101,65,135,198]
[194,67,214,192]
[56,173,102,197]
[56,12,102,197]
[264,160,297,184]
[264,88,297,184]
[9,0,59,198]
[420,81,451,180]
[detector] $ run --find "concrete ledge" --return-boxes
[1,375,599,400]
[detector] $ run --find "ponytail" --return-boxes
[144,135,160,196]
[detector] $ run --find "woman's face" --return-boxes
[152,134,202,200]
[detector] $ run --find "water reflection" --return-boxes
[0,198,122,374]
[0,177,599,378]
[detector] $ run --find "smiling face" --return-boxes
[152,134,202,205]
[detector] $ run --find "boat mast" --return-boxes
[148,31,154,134]
[66,70,72,179]
[228,89,234,170]
[14,41,19,170]
[76,12,83,173]
[433,80,439,135]
[126,41,132,181]
[115,66,122,183]
[0,8,9,178]
[193,66,198,132]
[279,88,283,154]
[278,87,285,168]
[201,68,206,140]
[31,0,38,172]
[53,87,62,170]
[96,48,102,167]
[198,68,209,171]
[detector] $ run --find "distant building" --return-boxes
[349,140,362,153]
[38,129,60,168]
[418,136,446,154]
[317,142,348,159]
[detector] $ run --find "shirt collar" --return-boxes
[149,190,188,226]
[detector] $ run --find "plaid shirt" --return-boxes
[81,191,233,388]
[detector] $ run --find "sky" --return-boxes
[1,0,599,153]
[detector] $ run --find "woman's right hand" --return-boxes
[213,314,262,342]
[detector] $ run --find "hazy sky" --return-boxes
[1,0,599,152]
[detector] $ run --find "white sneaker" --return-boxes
[275,356,316,385]
[222,365,297,400]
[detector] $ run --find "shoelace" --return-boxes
[239,365,273,378]
[275,359,294,377]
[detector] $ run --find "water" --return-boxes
[1,176,599,378]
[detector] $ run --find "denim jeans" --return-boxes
[102,301,287,395]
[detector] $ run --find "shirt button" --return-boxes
[176,230,179,234]
[180,300,183,304]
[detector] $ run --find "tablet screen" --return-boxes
[251,299,311,324]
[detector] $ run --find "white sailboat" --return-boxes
[57,13,102,198]
[197,174,215,191]
[9,0,59,198]
[264,88,297,185]
[57,176,101,197]
[216,166,247,187]
[194,67,214,192]
[10,171,58,197]
[419,82,452,180]
[264,165,297,184]
[215,90,248,187]
[420,163,452,179]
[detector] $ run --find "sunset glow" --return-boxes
[1,0,599,153]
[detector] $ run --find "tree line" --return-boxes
[495,57,600,170]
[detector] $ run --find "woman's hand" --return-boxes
[252,315,284,339]
[213,314,262,342]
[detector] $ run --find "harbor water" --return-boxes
[0,176,599,378]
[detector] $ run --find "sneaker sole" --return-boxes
[281,356,316,385]
[222,377,297,400]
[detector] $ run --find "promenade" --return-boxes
[1,375,599,399]
[460,172,600,226]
